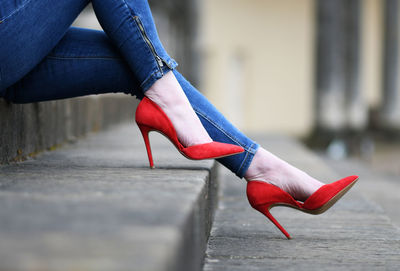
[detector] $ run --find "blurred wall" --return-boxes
[200,0,315,136]
[199,0,383,137]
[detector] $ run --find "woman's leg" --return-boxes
[0,0,210,147]
[91,0,212,147]
[0,0,89,91]
[0,0,251,175]
[1,0,323,199]
[175,71,323,201]
[3,26,322,201]
[2,27,141,102]
[2,27,258,180]
[173,71,259,178]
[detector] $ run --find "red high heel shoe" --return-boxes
[246,175,359,239]
[135,97,244,168]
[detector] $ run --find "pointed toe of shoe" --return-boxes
[183,142,244,160]
[302,175,359,213]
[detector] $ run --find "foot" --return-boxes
[145,71,212,147]
[244,147,324,201]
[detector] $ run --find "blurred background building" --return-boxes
[199,0,381,137]
[73,0,400,169]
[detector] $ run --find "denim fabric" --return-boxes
[174,71,259,178]
[2,28,141,102]
[0,0,258,177]
[0,0,90,91]
[92,0,178,91]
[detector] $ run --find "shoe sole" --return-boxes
[268,177,359,215]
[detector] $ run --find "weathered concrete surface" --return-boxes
[0,95,136,164]
[203,136,400,271]
[325,155,400,229]
[0,123,217,271]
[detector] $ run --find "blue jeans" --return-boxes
[0,0,259,178]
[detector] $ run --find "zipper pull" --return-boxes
[156,56,164,67]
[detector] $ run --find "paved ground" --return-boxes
[203,135,400,271]
[326,156,400,229]
[368,142,400,176]
[2,125,400,271]
[0,123,216,271]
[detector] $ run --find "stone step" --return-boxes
[0,96,137,164]
[0,123,218,271]
[203,135,400,271]
[322,155,400,229]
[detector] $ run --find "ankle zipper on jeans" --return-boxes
[133,16,164,75]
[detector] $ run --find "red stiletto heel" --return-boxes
[256,204,292,239]
[135,97,244,168]
[247,175,359,239]
[137,124,154,169]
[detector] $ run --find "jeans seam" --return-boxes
[0,0,34,22]
[195,107,258,177]
[115,13,164,88]
[117,23,155,61]
[102,0,133,39]
[237,142,258,177]
[114,1,153,58]
[110,0,176,91]
[131,15,168,71]
[140,69,161,89]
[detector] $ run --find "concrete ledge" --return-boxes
[0,94,137,164]
[0,123,218,271]
[204,135,400,270]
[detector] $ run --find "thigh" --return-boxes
[3,27,141,103]
[0,0,89,92]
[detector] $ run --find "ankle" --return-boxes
[145,71,182,108]
[245,147,324,201]
[144,72,212,147]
